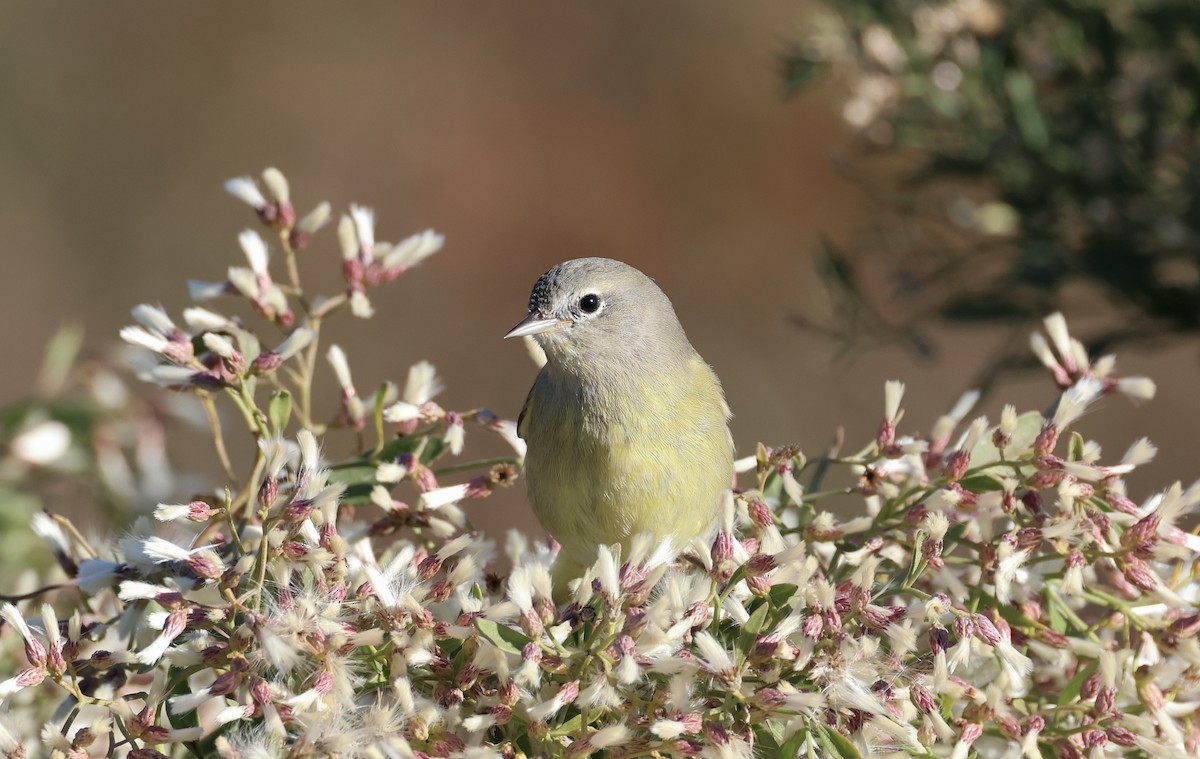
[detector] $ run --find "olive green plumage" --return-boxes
[507,258,734,580]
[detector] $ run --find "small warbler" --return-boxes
[506,258,734,582]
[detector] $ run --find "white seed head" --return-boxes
[203,333,238,359]
[182,307,232,332]
[381,229,445,271]
[326,344,354,389]
[238,230,269,274]
[11,421,71,466]
[273,328,314,361]
[403,360,443,404]
[261,167,290,204]
[224,176,267,208]
[297,201,332,235]
[884,380,905,422]
[350,204,375,256]
[188,279,228,301]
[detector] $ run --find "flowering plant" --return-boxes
[1,170,1197,758]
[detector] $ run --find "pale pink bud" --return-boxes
[972,614,1001,645]
[747,499,773,527]
[944,450,969,481]
[1082,730,1106,749]
[953,615,975,643]
[1033,423,1059,456]
[1106,726,1136,746]
[559,680,579,706]
[910,684,936,713]
[958,723,982,745]
[1122,513,1159,548]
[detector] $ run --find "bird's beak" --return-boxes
[504,313,566,339]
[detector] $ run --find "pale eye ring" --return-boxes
[579,293,602,314]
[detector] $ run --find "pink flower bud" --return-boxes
[411,464,439,493]
[1107,726,1136,746]
[187,553,223,580]
[312,669,333,695]
[746,574,771,596]
[15,666,44,688]
[490,704,513,726]
[1080,671,1101,700]
[1015,527,1042,551]
[258,477,278,508]
[958,723,982,745]
[1119,557,1159,592]
[250,351,283,375]
[755,687,787,708]
[22,636,47,669]
[1034,423,1059,456]
[704,722,729,746]
[998,715,1021,741]
[1170,613,1200,638]
[1122,513,1159,548]
[1082,729,1107,749]
[711,531,734,563]
[559,680,579,706]
[802,613,823,639]
[745,554,776,577]
[250,678,272,707]
[1057,742,1083,759]
[953,615,975,643]
[910,684,936,713]
[417,555,443,581]
[519,607,543,638]
[747,499,773,527]
[922,538,944,568]
[972,614,1001,645]
[1105,490,1140,515]
[929,625,950,654]
[944,450,969,481]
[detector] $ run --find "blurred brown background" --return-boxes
[1,2,1195,541]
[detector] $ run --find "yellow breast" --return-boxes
[520,355,733,572]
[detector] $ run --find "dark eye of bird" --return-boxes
[579,294,601,314]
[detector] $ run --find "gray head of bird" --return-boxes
[505,257,693,374]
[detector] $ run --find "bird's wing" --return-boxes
[517,379,537,441]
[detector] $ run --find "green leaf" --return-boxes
[778,727,810,758]
[737,601,771,665]
[958,474,1003,494]
[902,533,927,588]
[1068,432,1085,462]
[769,583,799,610]
[419,437,448,465]
[1005,70,1049,150]
[37,322,83,395]
[165,667,203,730]
[744,599,771,636]
[325,464,382,504]
[782,52,825,91]
[268,391,292,434]
[1047,597,1068,634]
[1057,661,1097,707]
[375,435,428,462]
[475,618,530,656]
[549,712,583,736]
[816,724,860,758]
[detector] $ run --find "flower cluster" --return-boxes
[1,171,1197,758]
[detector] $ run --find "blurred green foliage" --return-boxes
[787,0,1200,377]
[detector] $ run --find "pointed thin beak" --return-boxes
[504,313,566,339]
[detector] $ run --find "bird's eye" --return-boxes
[579,294,602,314]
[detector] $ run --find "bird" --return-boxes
[506,257,734,585]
